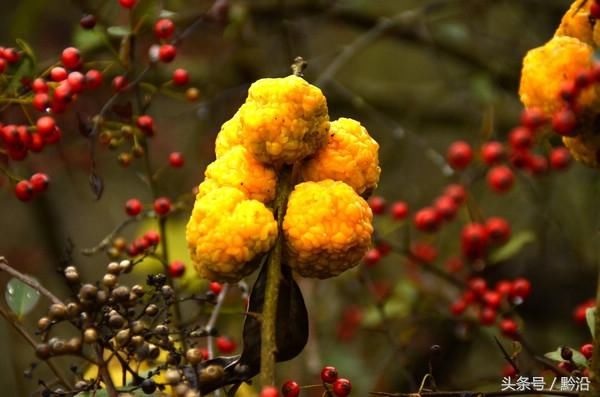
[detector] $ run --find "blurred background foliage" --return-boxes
[0,0,599,395]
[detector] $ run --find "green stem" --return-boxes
[260,165,293,386]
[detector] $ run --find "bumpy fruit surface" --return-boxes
[520,36,598,114]
[562,128,600,167]
[283,180,373,279]
[239,75,329,164]
[214,111,242,158]
[301,118,380,195]
[198,146,277,203]
[186,187,278,282]
[555,0,599,46]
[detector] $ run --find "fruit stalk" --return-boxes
[260,165,293,386]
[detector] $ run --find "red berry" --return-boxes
[281,380,300,397]
[487,165,514,194]
[32,93,50,112]
[527,154,548,176]
[485,217,511,244]
[112,75,128,92]
[549,147,571,170]
[144,230,160,246]
[511,278,531,299]
[153,197,172,216]
[172,68,190,86]
[215,336,236,353]
[450,299,467,316]
[502,364,517,377]
[50,67,67,82]
[30,173,49,193]
[137,115,154,134]
[461,223,489,260]
[481,141,505,165]
[446,140,473,170]
[414,207,440,233]
[168,260,186,278]
[434,195,458,221]
[61,47,81,69]
[332,378,352,397]
[499,318,519,338]
[592,2,600,19]
[508,127,533,150]
[3,48,20,64]
[552,108,577,136]
[260,386,279,397]
[363,248,381,267]
[80,14,97,29]
[28,133,44,152]
[154,18,175,39]
[581,343,594,359]
[118,0,137,8]
[320,366,338,383]
[53,82,72,102]
[125,198,143,216]
[444,184,466,205]
[15,180,34,201]
[0,58,6,74]
[32,78,48,93]
[67,71,85,93]
[410,242,438,264]
[390,201,409,220]
[169,152,184,168]
[85,69,103,89]
[209,281,223,295]
[158,44,177,63]
[367,196,386,215]
[376,241,392,256]
[43,126,62,144]
[468,277,487,296]
[445,257,464,273]
[559,80,579,103]
[483,291,501,308]
[574,305,588,324]
[479,306,497,326]
[495,280,513,297]
[520,108,546,130]
[36,116,56,136]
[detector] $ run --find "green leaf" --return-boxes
[107,26,131,38]
[4,277,40,318]
[587,307,596,339]
[544,347,588,367]
[15,38,36,64]
[488,231,535,264]
[7,56,34,93]
[159,9,177,18]
[73,29,105,53]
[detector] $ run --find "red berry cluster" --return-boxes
[14,173,49,201]
[461,217,511,261]
[450,277,531,339]
[125,230,160,257]
[278,366,352,397]
[414,184,466,233]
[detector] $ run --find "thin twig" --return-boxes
[206,284,230,360]
[0,257,63,305]
[0,305,72,389]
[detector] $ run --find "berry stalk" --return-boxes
[260,165,293,386]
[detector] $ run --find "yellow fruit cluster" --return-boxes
[187,74,379,281]
[519,1,600,167]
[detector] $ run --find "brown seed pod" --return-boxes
[63,266,80,284]
[108,314,125,329]
[48,303,67,321]
[35,343,52,360]
[115,329,131,346]
[113,238,127,251]
[66,337,82,353]
[155,324,169,336]
[185,348,204,365]
[37,317,51,331]
[119,260,133,273]
[79,284,98,300]
[102,273,118,288]
[145,304,159,316]
[164,369,181,384]
[131,284,144,297]
[96,290,108,305]
[112,286,130,301]
[49,338,67,355]
[107,247,120,259]
[130,335,144,347]
[106,262,121,275]
[66,302,81,318]
[131,321,146,335]
[148,343,160,360]
[198,364,224,384]
[161,285,174,298]
[83,328,98,344]
[173,384,190,397]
